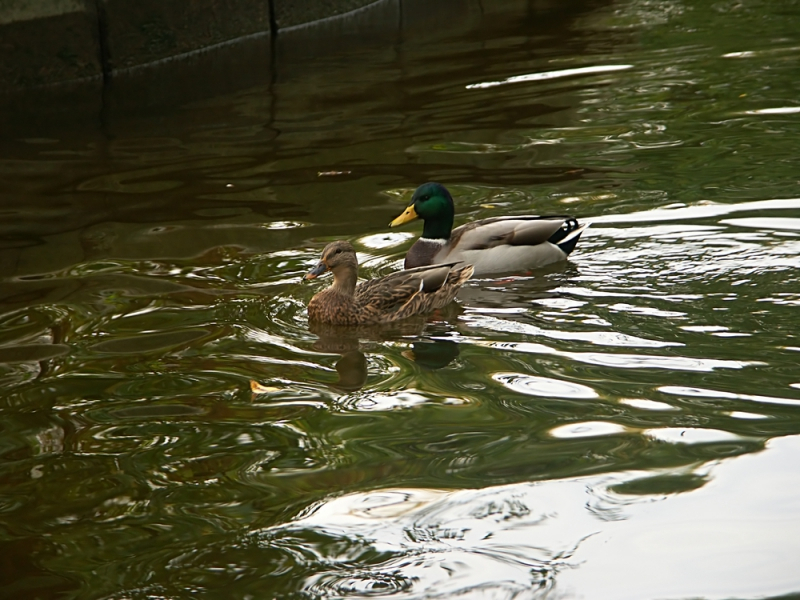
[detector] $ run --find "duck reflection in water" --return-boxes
[402,338,460,370]
[331,349,368,392]
[309,320,461,392]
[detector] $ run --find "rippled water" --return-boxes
[2,0,800,598]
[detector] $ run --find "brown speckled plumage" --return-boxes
[304,240,473,325]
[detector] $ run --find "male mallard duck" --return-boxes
[389,182,588,276]
[303,240,473,325]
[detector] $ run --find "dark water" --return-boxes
[2,0,800,598]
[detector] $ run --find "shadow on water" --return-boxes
[306,315,463,392]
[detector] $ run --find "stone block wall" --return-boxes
[0,0,381,90]
[0,0,102,88]
[100,0,271,72]
[271,0,377,30]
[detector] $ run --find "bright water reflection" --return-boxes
[2,0,800,598]
[250,434,800,599]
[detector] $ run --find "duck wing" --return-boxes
[451,215,578,250]
[352,263,471,323]
[355,263,458,309]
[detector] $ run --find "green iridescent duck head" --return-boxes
[389,182,456,240]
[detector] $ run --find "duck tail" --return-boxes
[449,264,474,286]
[425,264,473,311]
[553,219,589,256]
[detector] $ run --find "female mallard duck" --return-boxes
[389,182,588,276]
[303,240,473,325]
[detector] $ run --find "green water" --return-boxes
[2,0,800,598]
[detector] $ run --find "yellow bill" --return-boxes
[389,204,419,227]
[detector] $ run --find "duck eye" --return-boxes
[420,194,430,202]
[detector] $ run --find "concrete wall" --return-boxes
[272,0,378,31]
[100,0,272,72]
[0,0,380,90]
[0,0,101,88]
